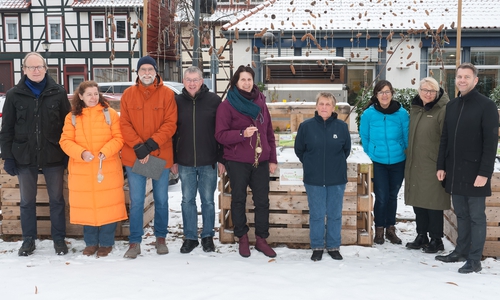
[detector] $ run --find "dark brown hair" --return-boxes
[363,80,395,110]
[72,80,109,116]
[230,65,255,90]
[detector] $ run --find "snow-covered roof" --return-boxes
[221,0,500,32]
[71,0,143,8]
[0,0,31,9]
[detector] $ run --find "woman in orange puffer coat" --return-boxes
[60,80,127,258]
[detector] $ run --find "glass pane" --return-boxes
[50,23,61,40]
[427,48,457,66]
[347,68,373,105]
[94,20,104,39]
[7,23,17,40]
[471,50,500,65]
[116,20,126,39]
[429,68,456,97]
[476,69,500,97]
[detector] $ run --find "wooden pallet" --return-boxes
[219,161,373,247]
[0,174,154,238]
[443,172,500,257]
[267,103,352,133]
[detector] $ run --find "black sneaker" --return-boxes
[54,240,68,255]
[18,237,36,256]
[180,239,199,254]
[201,237,215,252]
[311,250,323,261]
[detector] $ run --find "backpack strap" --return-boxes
[103,108,111,126]
[71,114,76,126]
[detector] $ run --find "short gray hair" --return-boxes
[183,66,203,79]
[315,92,336,106]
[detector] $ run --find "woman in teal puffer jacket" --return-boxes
[360,80,409,245]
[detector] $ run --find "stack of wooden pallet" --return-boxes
[0,163,154,238]
[218,150,373,247]
[444,172,500,257]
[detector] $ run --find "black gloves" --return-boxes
[134,138,159,159]
[134,143,150,159]
[4,158,19,176]
[145,138,159,152]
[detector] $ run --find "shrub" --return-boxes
[488,85,500,108]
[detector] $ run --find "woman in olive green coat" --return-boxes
[404,77,451,253]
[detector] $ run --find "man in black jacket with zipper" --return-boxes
[171,66,224,253]
[436,63,499,273]
[0,52,71,256]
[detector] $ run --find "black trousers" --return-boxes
[226,160,270,239]
[413,206,443,239]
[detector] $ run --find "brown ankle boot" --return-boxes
[386,225,402,244]
[374,227,385,244]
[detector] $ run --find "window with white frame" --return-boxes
[114,16,128,41]
[92,15,106,41]
[5,16,19,42]
[47,16,63,42]
[93,67,129,82]
[471,48,500,97]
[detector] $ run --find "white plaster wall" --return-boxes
[232,39,252,68]
[384,37,422,89]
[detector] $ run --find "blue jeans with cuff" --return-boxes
[125,166,170,244]
[83,223,117,247]
[178,164,217,240]
[305,183,346,250]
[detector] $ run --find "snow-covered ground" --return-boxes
[0,139,499,299]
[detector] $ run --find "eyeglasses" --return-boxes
[139,67,156,73]
[420,89,438,95]
[377,90,392,96]
[184,78,201,83]
[24,65,46,71]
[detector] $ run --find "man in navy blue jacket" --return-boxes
[436,63,499,273]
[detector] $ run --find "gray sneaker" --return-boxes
[156,237,169,255]
[123,243,141,259]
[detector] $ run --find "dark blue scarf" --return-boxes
[227,86,261,120]
[25,75,47,98]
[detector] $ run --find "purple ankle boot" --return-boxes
[255,236,277,258]
[238,234,251,258]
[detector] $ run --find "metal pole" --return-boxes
[193,0,200,67]
[455,0,462,96]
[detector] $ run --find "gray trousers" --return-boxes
[452,195,486,261]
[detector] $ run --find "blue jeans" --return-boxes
[125,166,170,244]
[372,161,405,228]
[83,223,117,247]
[178,164,217,240]
[452,195,486,261]
[304,183,346,250]
[17,165,66,241]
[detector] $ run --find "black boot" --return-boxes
[406,234,429,250]
[424,238,444,253]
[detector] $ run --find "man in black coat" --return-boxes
[0,52,71,256]
[436,63,499,273]
[171,66,224,253]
